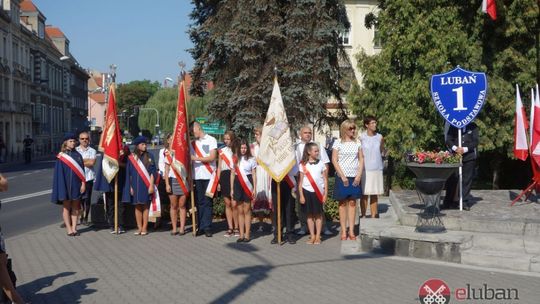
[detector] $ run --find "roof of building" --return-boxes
[20,0,38,12]
[45,26,66,38]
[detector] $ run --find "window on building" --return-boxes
[374,24,382,49]
[339,29,350,46]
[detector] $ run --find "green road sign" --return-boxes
[201,125,225,135]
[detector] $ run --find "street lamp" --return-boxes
[139,107,160,144]
[163,77,173,88]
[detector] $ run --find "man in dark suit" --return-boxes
[442,122,479,210]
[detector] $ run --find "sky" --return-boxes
[33,0,195,84]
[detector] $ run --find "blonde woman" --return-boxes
[331,120,364,241]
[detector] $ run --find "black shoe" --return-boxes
[463,204,471,211]
[287,235,296,244]
[271,238,277,244]
[237,237,245,243]
[243,238,251,243]
[204,230,213,237]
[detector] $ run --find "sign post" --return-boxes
[430,67,487,211]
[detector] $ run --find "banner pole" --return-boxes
[458,128,463,211]
[190,184,197,236]
[277,181,282,245]
[114,175,118,233]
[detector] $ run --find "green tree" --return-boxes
[116,80,161,114]
[189,0,353,134]
[348,0,538,188]
[139,87,212,136]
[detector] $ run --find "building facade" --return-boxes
[0,0,88,160]
[315,0,380,143]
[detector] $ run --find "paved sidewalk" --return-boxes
[6,221,540,304]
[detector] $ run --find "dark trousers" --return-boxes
[272,181,294,236]
[444,160,475,205]
[82,180,94,219]
[105,191,125,228]
[194,179,213,232]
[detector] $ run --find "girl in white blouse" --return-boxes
[231,138,257,243]
[299,142,328,245]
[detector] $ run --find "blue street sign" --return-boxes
[430,67,487,128]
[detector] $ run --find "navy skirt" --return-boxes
[302,189,324,216]
[233,175,253,202]
[333,176,362,201]
[219,170,231,198]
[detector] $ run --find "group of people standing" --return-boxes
[49,116,386,244]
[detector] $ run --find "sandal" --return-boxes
[313,237,321,245]
[224,229,233,237]
[141,231,148,236]
[178,230,186,235]
[340,234,347,241]
[134,231,141,236]
[170,231,179,236]
[233,229,240,237]
[348,232,357,241]
[306,238,315,245]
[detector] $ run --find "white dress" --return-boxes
[360,132,384,195]
[251,143,272,213]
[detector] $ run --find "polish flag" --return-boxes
[531,84,540,167]
[482,0,497,20]
[514,84,528,161]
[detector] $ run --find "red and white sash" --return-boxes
[128,155,161,216]
[301,163,325,203]
[234,157,254,198]
[218,147,234,170]
[164,150,189,194]
[57,152,85,182]
[191,140,219,198]
[284,173,296,191]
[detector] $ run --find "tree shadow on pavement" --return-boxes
[211,243,380,304]
[17,272,98,303]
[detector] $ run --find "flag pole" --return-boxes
[178,64,197,236]
[277,181,282,245]
[458,128,463,211]
[114,175,118,233]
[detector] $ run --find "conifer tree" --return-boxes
[189,0,353,134]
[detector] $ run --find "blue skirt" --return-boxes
[333,176,362,201]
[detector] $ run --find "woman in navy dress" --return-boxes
[123,136,157,235]
[52,133,86,236]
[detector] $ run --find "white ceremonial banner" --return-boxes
[257,77,296,182]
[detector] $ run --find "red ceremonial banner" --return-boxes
[99,84,123,182]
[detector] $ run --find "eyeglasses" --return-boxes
[79,138,89,140]
[348,127,356,130]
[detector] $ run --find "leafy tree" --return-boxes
[348,0,538,189]
[116,80,161,114]
[189,0,354,134]
[139,87,212,136]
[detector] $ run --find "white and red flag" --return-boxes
[169,80,190,194]
[257,77,296,182]
[482,0,497,20]
[99,84,123,183]
[514,84,529,161]
[531,84,540,167]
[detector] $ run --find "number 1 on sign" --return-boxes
[452,86,467,111]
